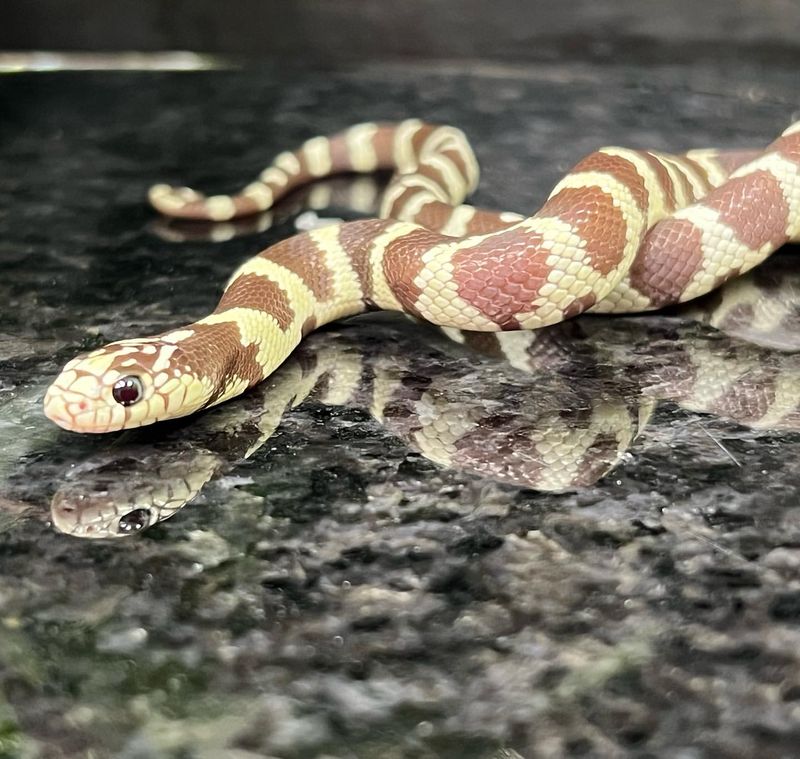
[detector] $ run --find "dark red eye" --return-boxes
[112,376,143,406]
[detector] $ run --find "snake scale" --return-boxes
[43,119,800,433]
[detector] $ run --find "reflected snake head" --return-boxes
[50,452,218,539]
[44,337,214,433]
[51,490,155,539]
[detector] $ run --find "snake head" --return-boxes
[50,451,218,538]
[51,490,156,539]
[44,337,214,433]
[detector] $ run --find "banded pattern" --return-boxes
[45,119,800,433]
[49,260,800,537]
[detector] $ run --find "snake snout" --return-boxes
[44,348,160,432]
[51,489,114,538]
[43,379,96,432]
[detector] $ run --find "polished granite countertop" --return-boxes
[1,63,800,758]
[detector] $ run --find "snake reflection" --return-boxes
[48,257,800,538]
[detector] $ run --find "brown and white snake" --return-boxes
[46,258,800,538]
[43,119,800,433]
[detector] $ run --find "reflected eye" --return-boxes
[118,508,151,534]
[112,375,143,406]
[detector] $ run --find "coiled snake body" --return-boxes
[44,120,800,433]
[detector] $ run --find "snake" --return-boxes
[43,119,800,433]
[38,256,799,538]
[45,270,800,538]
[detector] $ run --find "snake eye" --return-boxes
[118,508,151,534]
[112,375,143,406]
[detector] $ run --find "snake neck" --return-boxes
[180,312,304,411]
[197,223,384,409]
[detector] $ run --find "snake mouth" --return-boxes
[43,384,123,434]
[43,388,84,432]
[44,407,77,430]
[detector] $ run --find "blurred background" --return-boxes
[2,0,800,67]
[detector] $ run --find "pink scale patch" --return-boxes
[771,133,800,164]
[540,186,629,275]
[451,230,551,328]
[629,218,705,306]
[703,170,789,250]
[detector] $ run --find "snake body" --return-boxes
[46,258,800,537]
[44,119,800,433]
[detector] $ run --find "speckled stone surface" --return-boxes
[1,63,800,758]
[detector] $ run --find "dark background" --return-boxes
[2,0,800,65]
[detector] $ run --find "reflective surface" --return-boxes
[1,67,800,757]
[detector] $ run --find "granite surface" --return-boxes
[1,63,800,758]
